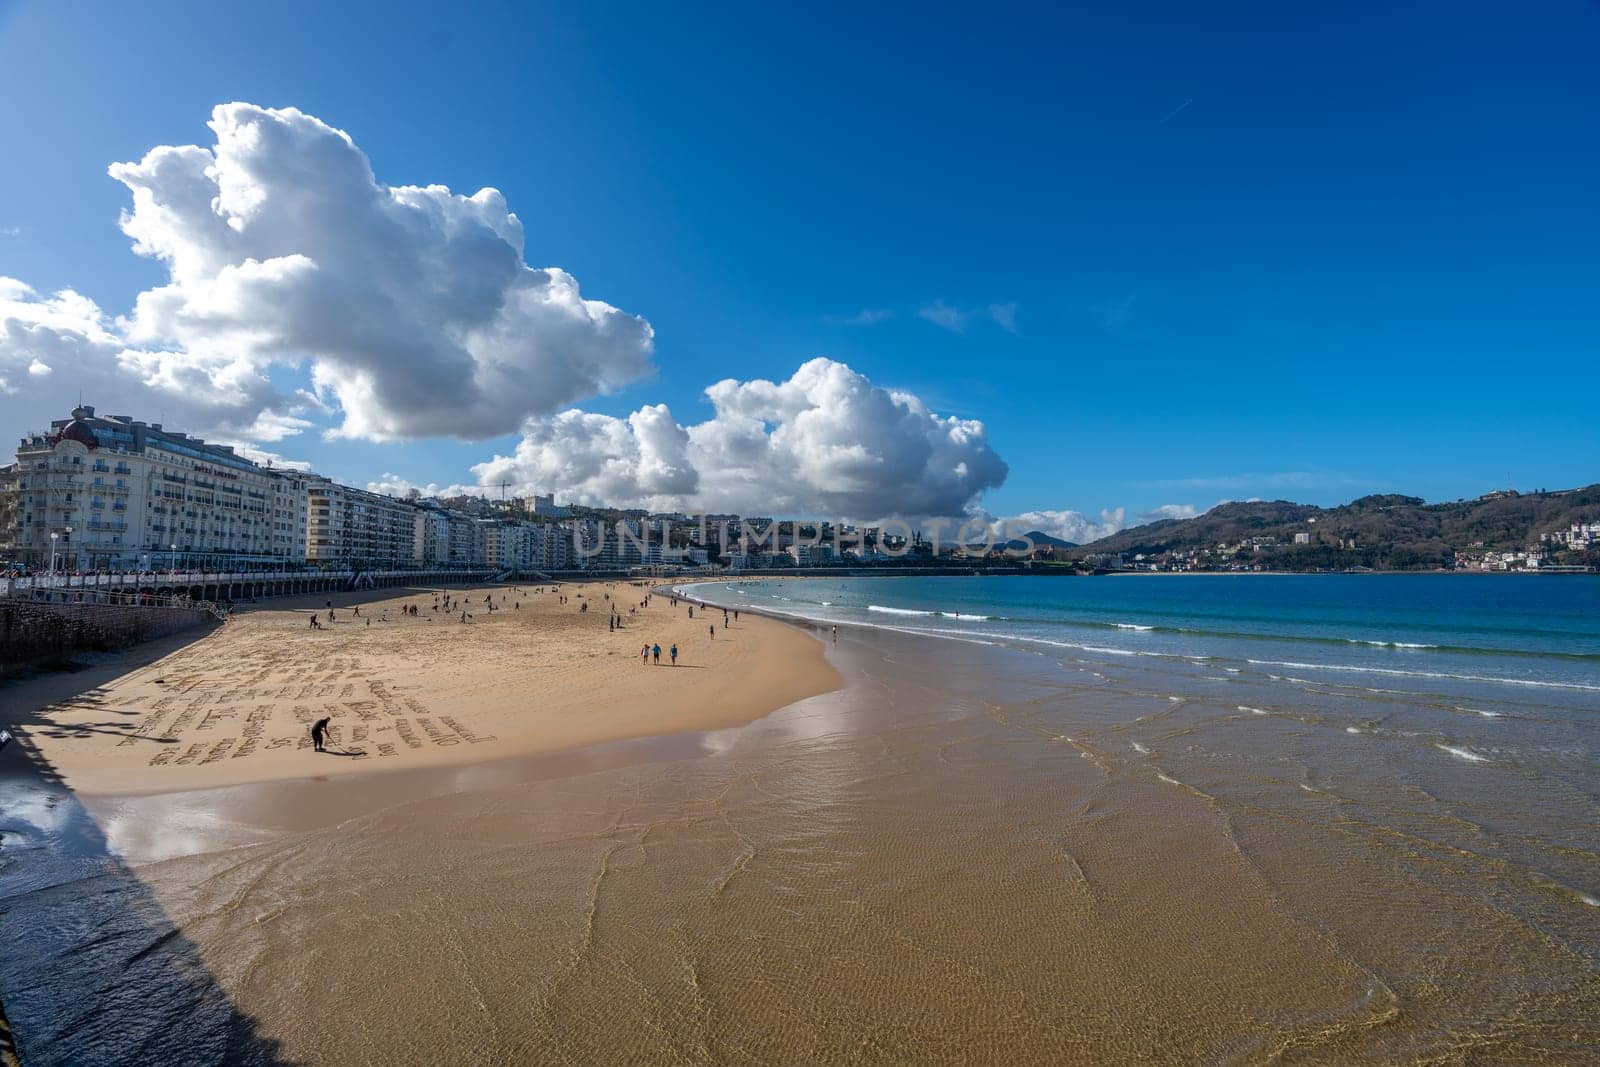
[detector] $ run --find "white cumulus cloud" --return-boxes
[0,278,303,438]
[1000,501,1199,545]
[470,357,1009,520]
[1137,503,1198,523]
[365,473,478,498]
[0,102,654,444]
[1004,508,1128,545]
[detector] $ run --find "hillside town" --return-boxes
[1080,517,1599,574]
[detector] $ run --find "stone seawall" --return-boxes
[0,599,213,674]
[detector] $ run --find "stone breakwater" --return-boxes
[0,599,214,674]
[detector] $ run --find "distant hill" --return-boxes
[1019,530,1079,550]
[1072,486,1600,570]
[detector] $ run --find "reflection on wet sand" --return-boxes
[0,766,290,1064]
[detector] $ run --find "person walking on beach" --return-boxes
[642,644,649,665]
[652,643,661,664]
[670,643,678,666]
[709,624,715,639]
[311,716,330,753]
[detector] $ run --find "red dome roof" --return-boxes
[56,419,98,449]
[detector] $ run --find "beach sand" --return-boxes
[1,584,1595,1063]
[6,580,838,796]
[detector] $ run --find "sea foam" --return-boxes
[1435,744,1489,763]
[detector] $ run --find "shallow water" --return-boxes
[2,577,1598,1062]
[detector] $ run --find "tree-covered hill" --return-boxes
[1072,486,1600,571]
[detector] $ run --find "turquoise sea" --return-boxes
[687,573,1600,695]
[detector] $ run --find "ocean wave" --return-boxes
[1454,706,1504,718]
[1356,640,1438,649]
[973,613,1596,662]
[1245,659,1600,692]
[864,605,991,621]
[1435,743,1489,763]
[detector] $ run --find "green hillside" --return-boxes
[1073,486,1600,571]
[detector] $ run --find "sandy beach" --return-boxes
[1,576,1596,1064]
[6,581,838,796]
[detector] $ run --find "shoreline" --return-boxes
[1,574,1594,1062]
[1,578,841,798]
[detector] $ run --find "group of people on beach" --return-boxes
[301,580,770,751]
[309,584,560,630]
[642,642,678,666]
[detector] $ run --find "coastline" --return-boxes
[2,573,1594,1063]
[1,579,840,797]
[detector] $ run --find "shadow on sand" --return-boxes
[0,640,292,1066]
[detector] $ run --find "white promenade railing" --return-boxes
[2,568,492,599]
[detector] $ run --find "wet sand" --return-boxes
[1,597,1597,1063]
[4,581,836,795]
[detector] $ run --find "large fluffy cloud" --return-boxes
[470,357,1009,520]
[1004,508,1128,545]
[1004,502,1200,545]
[0,277,307,442]
[0,102,653,443]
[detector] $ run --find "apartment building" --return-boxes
[0,463,18,563]
[481,520,534,571]
[304,475,419,567]
[11,406,302,570]
[413,505,451,566]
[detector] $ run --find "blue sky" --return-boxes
[2,0,1597,531]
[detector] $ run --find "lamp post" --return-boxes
[49,531,58,574]
[170,543,177,575]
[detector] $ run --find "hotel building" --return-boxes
[11,407,302,571]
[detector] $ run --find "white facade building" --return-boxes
[304,476,419,567]
[12,406,306,571]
